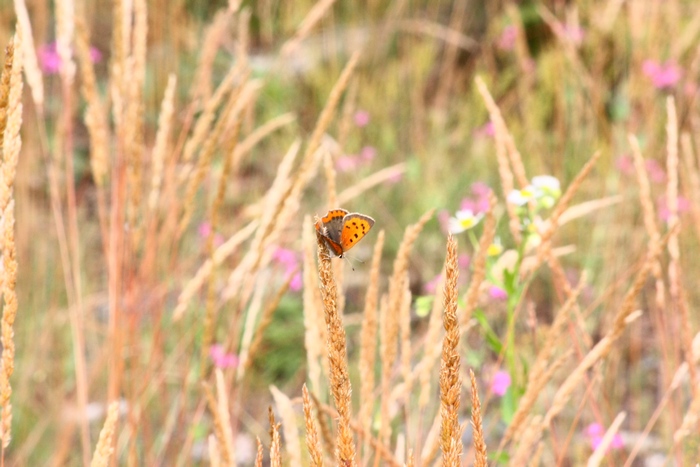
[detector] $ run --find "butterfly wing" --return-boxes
[316,209,349,257]
[340,213,375,252]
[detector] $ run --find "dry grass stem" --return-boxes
[255,436,263,467]
[469,370,487,467]
[302,385,324,467]
[500,274,587,447]
[303,215,326,395]
[358,230,385,429]
[418,271,445,409]
[203,382,233,465]
[460,195,496,329]
[380,209,434,444]
[0,31,22,449]
[323,149,338,209]
[191,9,232,104]
[89,401,120,467]
[173,220,258,320]
[13,0,43,109]
[236,277,268,381]
[208,435,221,467]
[337,163,407,205]
[316,228,356,466]
[269,407,282,467]
[148,73,177,212]
[270,385,302,466]
[587,412,626,467]
[281,0,339,57]
[439,235,462,466]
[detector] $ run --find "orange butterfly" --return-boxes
[315,209,375,258]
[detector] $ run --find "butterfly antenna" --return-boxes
[342,255,357,271]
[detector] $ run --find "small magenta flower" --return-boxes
[209,344,239,369]
[645,159,666,183]
[39,41,102,75]
[497,26,518,51]
[273,247,302,292]
[615,155,634,176]
[424,273,443,294]
[336,155,360,172]
[360,146,377,162]
[474,121,495,138]
[197,222,224,247]
[354,110,370,127]
[490,370,511,396]
[642,60,682,89]
[448,209,484,234]
[489,285,508,301]
[458,254,471,270]
[585,423,624,450]
[657,195,690,222]
[563,25,585,45]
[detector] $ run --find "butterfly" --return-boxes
[315,209,375,258]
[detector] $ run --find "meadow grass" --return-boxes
[1,0,700,465]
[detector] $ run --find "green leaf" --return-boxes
[415,295,434,318]
[474,310,503,354]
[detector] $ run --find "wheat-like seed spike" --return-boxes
[439,235,462,466]
[270,385,302,466]
[203,383,233,465]
[469,370,487,467]
[302,385,325,467]
[316,222,356,466]
[89,402,120,467]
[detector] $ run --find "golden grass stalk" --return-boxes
[587,412,626,467]
[203,379,234,466]
[208,435,221,467]
[0,31,22,450]
[90,401,120,467]
[514,237,662,459]
[358,230,385,429]
[665,97,697,396]
[417,271,445,409]
[323,149,338,213]
[439,235,462,466]
[75,13,110,188]
[337,163,407,205]
[379,209,434,446]
[148,74,177,212]
[191,9,233,104]
[460,195,496,329]
[281,0,338,57]
[310,391,336,458]
[303,215,326,395]
[270,385,302,466]
[500,274,586,448]
[13,0,43,109]
[680,133,700,240]
[179,79,260,236]
[232,112,297,168]
[302,385,324,467]
[474,77,521,243]
[236,277,267,381]
[315,398,402,467]
[255,437,263,467]
[269,407,282,467]
[316,226,356,466]
[469,370,487,467]
[173,220,258,320]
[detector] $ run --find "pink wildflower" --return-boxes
[490,370,511,396]
[209,344,239,369]
[489,286,508,301]
[642,60,682,89]
[497,26,517,51]
[353,110,370,127]
[585,423,624,450]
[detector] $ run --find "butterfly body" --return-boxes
[315,209,375,258]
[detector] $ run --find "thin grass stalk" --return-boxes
[269,408,282,467]
[310,392,336,459]
[460,195,496,329]
[303,215,326,395]
[379,209,434,448]
[587,412,626,467]
[281,0,339,57]
[417,272,445,409]
[0,32,20,453]
[236,277,267,381]
[469,370,487,467]
[90,402,120,467]
[302,385,324,467]
[439,235,462,466]
[13,0,43,111]
[337,163,407,205]
[316,226,356,466]
[255,437,263,467]
[680,133,700,240]
[665,97,697,397]
[514,236,663,459]
[270,385,302,466]
[191,9,233,104]
[203,383,233,466]
[358,230,385,433]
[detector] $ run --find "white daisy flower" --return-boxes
[448,209,484,234]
